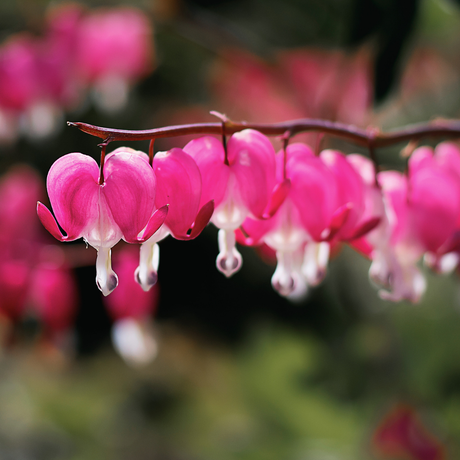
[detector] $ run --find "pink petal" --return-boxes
[378,171,409,245]
[153,148,202,238]
[228,129,276,218]
[410,166,460,252]
[262,178,291,219]
[47,152,100,239]
[408,146,434,177]
[348,216,382,241]
[321,149,365,239]
[183,136,230,208]
[435,142,460,182]
[347,154,376,186]
[135,205,169,243]
[237,215,275,246]
[37,202,68,241]
[103,148,157,243]
[187,200,215,240]
[289,156,339,240]
[322,203,352,241]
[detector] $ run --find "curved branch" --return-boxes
[67,117,460,149]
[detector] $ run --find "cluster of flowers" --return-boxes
[38,128,460,304]
[0,4,153,142]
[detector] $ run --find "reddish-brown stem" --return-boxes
[222,122,229,166]
[149,139,155,167]
[98,143,107,185]
[68,117,460,150]
[282,130,291,180]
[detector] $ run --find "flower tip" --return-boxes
[97,272,119,296]
[216,251,242,277]
[135,266,158,292]
[95,247,119,296]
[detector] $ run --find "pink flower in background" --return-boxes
[104,246,159,366]
[373,404,446,460]
[0,36,40,113]
[40,3,84,108]
[0,166,45,325]
[184,130,280,277]
[210,48,372,142]
[29,247,78,345]
[0,166,79,350]
[75,7,154,112]
[136,147,213,291]
[418,142,460,273]
[37,147,167,296]
[0,4,155,142]
[278,48,372,125]
[349,144,460,303]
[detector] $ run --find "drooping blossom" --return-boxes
[421,142,460,273]
[104,246,159,366]
[184,130,289,277]
[136,148,214,291]
[37,147,167,296]
[350,143,460,303]
[237,144,375,297]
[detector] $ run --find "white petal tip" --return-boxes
[135,266,158,292]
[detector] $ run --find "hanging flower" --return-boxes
[136,147,214,291]
[238,144,374,297]
[184,129,286,277]
[37,147,167,296]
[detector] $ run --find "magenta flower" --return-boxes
[136,148,214,291]
[237,144,372,297]
[37,147,167,296]
[29,254,78,343]
[75,7,153,112]
[184,130,281,277]
[349,144,460,303]
[418,142,460,273]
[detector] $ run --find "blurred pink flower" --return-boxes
[373,404,445,460]
[75,7,154,112]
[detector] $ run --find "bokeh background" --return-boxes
[1,0,460,458]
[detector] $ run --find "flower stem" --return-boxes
[68,117,460,151]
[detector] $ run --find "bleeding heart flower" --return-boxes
[37,147,167,296]
[238,144,368,297]
[136,148,214,291]
[184,129,284,277]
